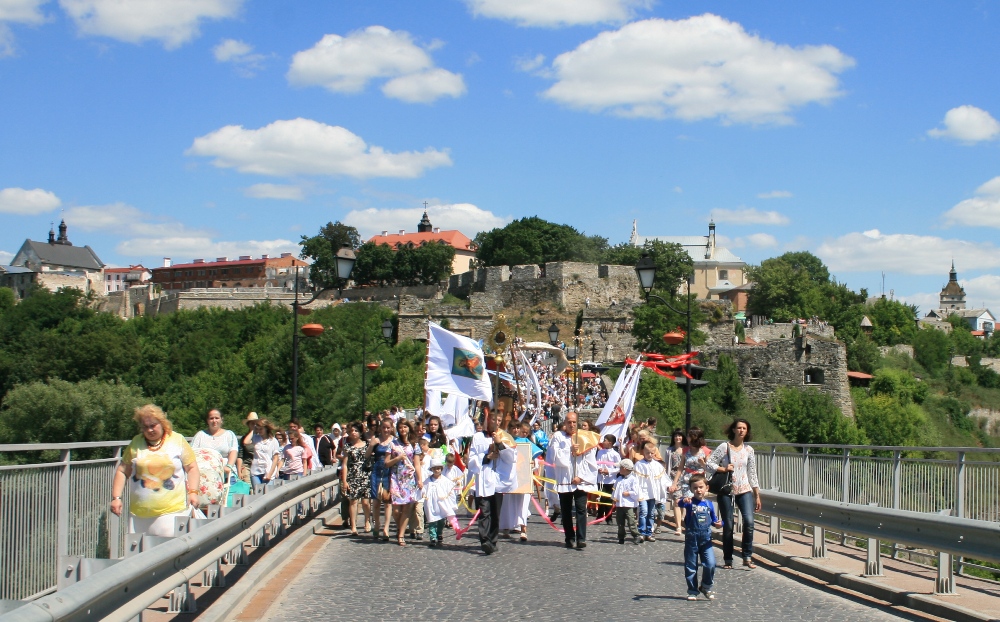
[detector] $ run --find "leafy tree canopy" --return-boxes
[474,217,607,267]
[300,221,362,290]
[769,387,864,449]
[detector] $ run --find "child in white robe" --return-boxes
[634,441,670,541]
[424,456,460,547]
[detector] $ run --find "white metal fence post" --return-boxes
[57,449,71,561]
[802,447,810,496]
[109,446,123,559]
[841,448,850,503]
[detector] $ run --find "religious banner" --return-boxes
[509,443,535,495]
[426,322,493,401]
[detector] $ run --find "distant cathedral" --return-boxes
[938,262,966,312]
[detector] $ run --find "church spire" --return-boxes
[417,208,433,233]
[57,219,71,245]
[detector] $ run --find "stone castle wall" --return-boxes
[703,334,853,416]
[749,321,836,342]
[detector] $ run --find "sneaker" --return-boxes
[699,588,716,600]
[686,595,698,601]
[648,535,656,542]
[633,536,642,545]
[415,533,423,541]
[427,540,437,548]
[643,535,653,542]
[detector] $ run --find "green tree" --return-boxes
[412,240,456,284]
[769,387,863,449]
[0,379,146,450]
[854,394,925,447]
[912,328,951,375]
[631,295,705,355]
[707,354,743,414]
[352,241,396,286]
[870,367,928,404]
[845,333,881,374]
[474,217,607,267]
[0,288,14,315]
[633,369,684,432]
[299,221,362,290]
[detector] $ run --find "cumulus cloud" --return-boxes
[817,229,1000,275]
[186,118,452,179]
[344,203,510,239]
[757,190,792,199]
[62,202,298,260]
[0,249,12,263]
[0,187,61,214]
[0,0,46,23]
[464,0,652,27]
[516,53,546,73]
[928,105,1000,143]
[961,275,1000,313]
[711,208,789,226]
[213,38,265,75]
[745,233,779,248]
[58,0,244,49]
[287,26,465,104]
[943,176,1000,228]
[244,183,305,201]
[542,14,854,124]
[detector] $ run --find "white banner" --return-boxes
[425,322,493,402]
[598,364,642,444]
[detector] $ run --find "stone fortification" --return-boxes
[396,293,497,340]
[145,288,303,316]
[448,262,643,311]
[702,332,853,416]
[748,320,836,342]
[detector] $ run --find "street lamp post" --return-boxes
[291,245,357,422]
[635,251,695,434]
[360,319,395,417]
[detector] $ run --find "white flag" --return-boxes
[444,398,476,440]
[599,365,642,445]
[595,363,640,427]
[426,322,493,402]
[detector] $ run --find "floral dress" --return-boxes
[390,442,421,505]
[680,445,712,499]
[343,443,372,500]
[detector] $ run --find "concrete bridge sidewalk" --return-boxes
[216,514,917,622]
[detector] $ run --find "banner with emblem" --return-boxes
[426,322,493,402]
[595,361,642,444]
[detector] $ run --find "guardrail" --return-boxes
[0,467,339,622]
[757,489,1000,594]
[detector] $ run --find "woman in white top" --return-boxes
[706,418,761,570]
[249,419,282,486]
[190,409,238,484]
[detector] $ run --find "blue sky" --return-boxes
[1,1,999,314]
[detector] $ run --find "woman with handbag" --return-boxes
[340,422,372,536]
[706,419,761,570]
[366,419,398,541]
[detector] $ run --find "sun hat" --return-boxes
[619,459,634,471]
[430,455,446,468]
[244,412,259,422]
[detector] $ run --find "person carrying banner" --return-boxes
[547,411,599,549]
[466,408,518,555]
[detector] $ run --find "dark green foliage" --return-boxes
[603,239,693,295]
[633,369,684,432]
[631,294,705,355]
[913,328,951,374]
[845,333,881,374]
[351,241,395,286]
[0,288,14,314]
[870,367,928,404]
[702,354,743,414]
[299,221,362,290]
[0,379,146,459]
[854,394,925,447]
[474,217,607,267]
[769,387,864,449]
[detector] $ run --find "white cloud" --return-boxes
[927,105,1000,143]
[745,233,779,248]
[516,53,545,73]
[58,0,243,49]
[943,176,1000,228]
[245,183,305,201]
[712,208,789,226]
[287,26,465,104]
[186,118,452,179]
[464,0,652,27]
[817,229,1000,275]
[542,14,854,124]
[0,0,46,23]
[961,275,1000,313]
[0,249,12,264]
[344,203,510,239]
[61,202,298,260]
[213,38,264,75]
[0,187,61,214]
[757,190,792,199]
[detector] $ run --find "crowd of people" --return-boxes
[110,402,760,601]
[522,351,607,421]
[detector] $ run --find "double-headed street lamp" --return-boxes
[634,251,695,434]
[291,245,357,422]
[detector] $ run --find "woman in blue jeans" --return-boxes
[706,418,761,569]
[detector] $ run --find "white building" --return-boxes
[104,265,151,294]
[629,220,747,299]
[6,221,104,297]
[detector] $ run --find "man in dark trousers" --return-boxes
[466,408,518,555]
[547,411,598,549]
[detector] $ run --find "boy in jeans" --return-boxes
[677,474,722,600]
[612,459,641,544]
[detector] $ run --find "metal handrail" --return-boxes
[0,442,130,452]
[708,439,1000,455]
[0,468,339,622]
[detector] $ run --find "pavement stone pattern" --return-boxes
[257,514,910,622]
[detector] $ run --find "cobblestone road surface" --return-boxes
[256,514,910,622]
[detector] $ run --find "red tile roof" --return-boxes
[847,371,873,380]
[368,230,475,252]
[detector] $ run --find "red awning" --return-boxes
[581,371,597,379]
[847,371,873,380]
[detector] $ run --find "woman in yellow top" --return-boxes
[110,404,201,537]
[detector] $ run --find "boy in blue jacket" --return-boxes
[677,474,722,600]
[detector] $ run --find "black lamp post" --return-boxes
[360,319,396,417]
[635,251,695,434]
[291,245,357,421]
[548,322,560,346]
